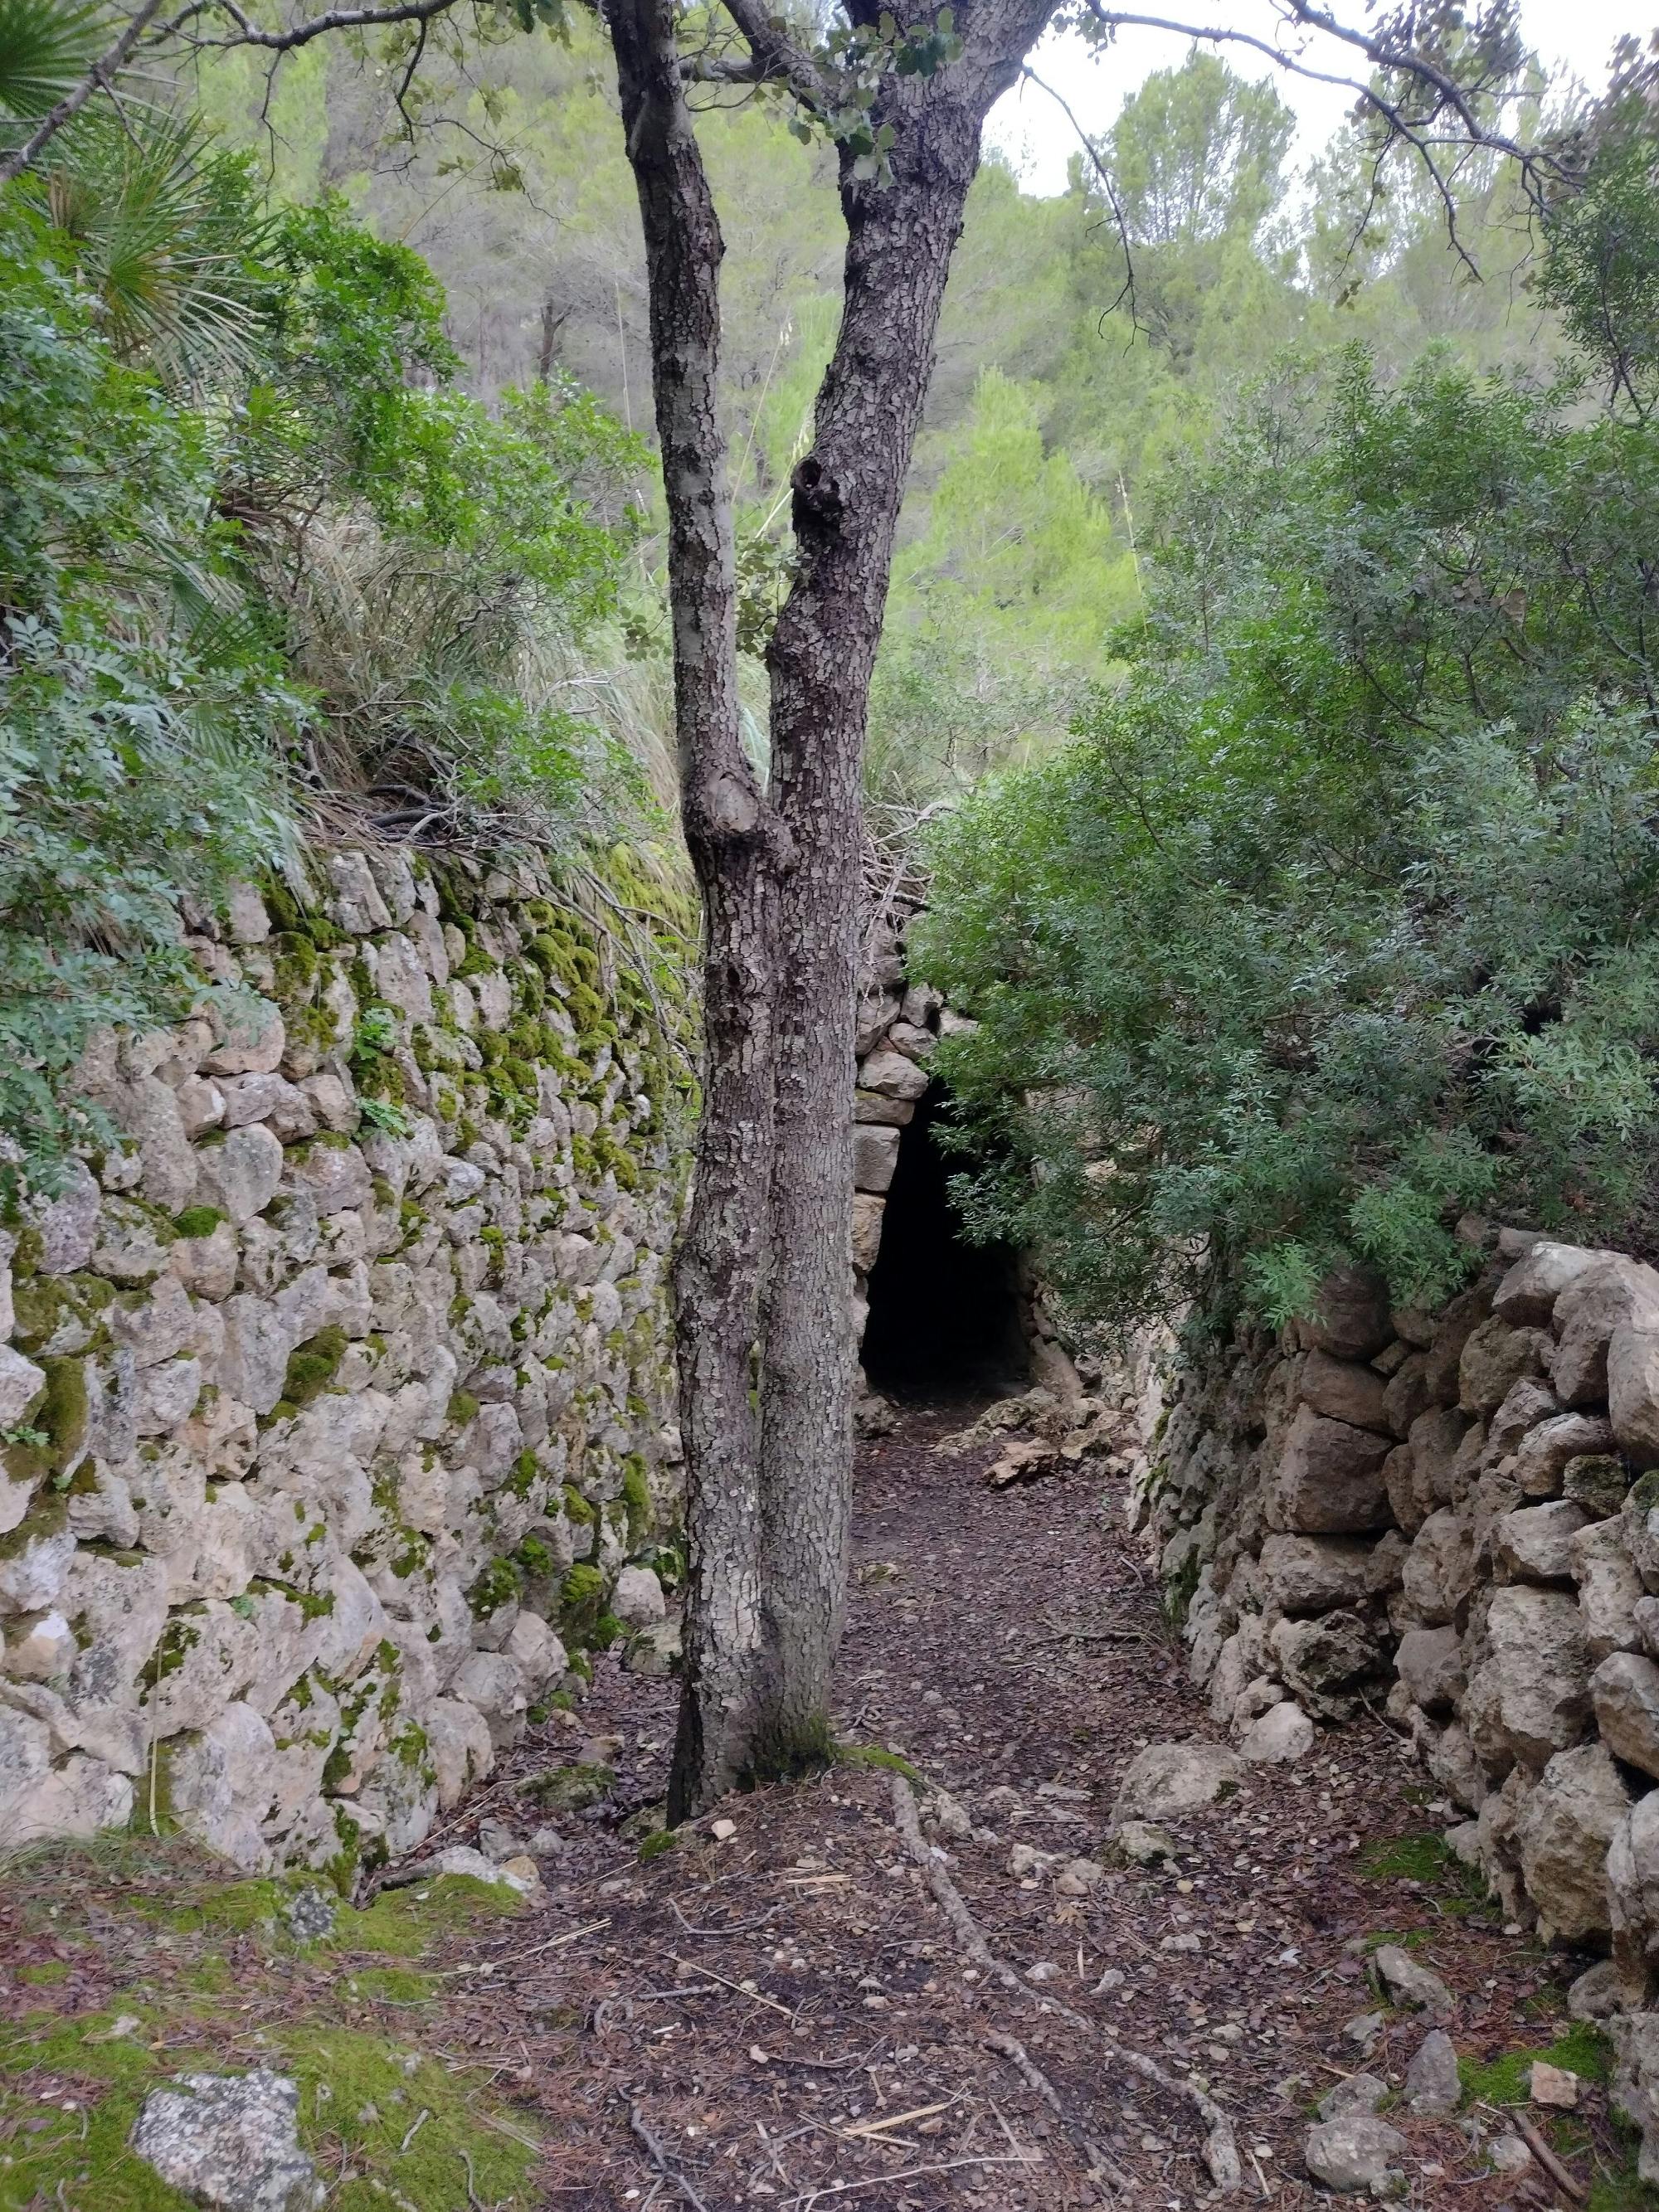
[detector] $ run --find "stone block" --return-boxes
[1466,1585,1592,1775]
[853,1123,901,1195]
[1515,1742,1631,1941]
[1495,1240,1608,1327]
[858,1047,928,1101]
[1553,1257,1659,1407]
[1268,1405,1393,1534]
[1301,1267,1392,1360]
[1493,1500,1589,1584]
[1459,1315,1550,1417]
[1298,1350,1389,1432]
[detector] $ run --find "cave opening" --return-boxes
[859,1087,1029,1403]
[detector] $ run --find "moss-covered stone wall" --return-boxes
[0,843,692,1880]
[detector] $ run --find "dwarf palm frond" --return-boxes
[0,0,105,134]
[22,109,272,380]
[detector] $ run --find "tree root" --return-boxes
[890,1774,1242,2195]
[983,2027,1132,2195]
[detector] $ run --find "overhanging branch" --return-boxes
[0,0,168,186]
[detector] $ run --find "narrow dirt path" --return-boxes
[444,1411,1609,2208]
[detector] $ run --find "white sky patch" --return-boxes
[986,0,1657,196]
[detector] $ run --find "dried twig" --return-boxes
[628,2098,713,2212]
[889,1774,1241,2193]
[1482,2103,1588,2203]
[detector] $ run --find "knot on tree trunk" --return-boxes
[791,454,844,534]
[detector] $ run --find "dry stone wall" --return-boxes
[0,844,686,1884]
[1141,1228,1659,2171]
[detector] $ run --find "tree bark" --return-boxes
[754,84,992,1768]
[601,0,785,1820]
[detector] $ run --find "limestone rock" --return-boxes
[1611,1318,1659,1470]
[1569,1958,1625,2020]
[1611,2014,1659,2185]
[858,1048,928,1101]
[1495,1240,1607,1327]
[1303,2115,1408,2195]
[611,1563,665,1628]
[1260,1534,1376,1614]
[202,1000,285,1080]
[0,1344,45,1431]
[1574,1516,1646,1661]
[1624,1471,1659,1592]
[1239,1700,1313,1762]
[1488,1377,1563,1468]
[1400,1510,1477,1626]
[852,1124,900,1195]
[1112,1738,1243,1825]
[1272,1610,1389,1719]
[1406,1407,1471,1516]
[1269,1406,1393,1534]
[166,1703,277,1869]
[1423,1285,1493,1400]
[1394,1626,1465,1713]
[1564,1452,1631,1519]
[985,1436,1061,1488]
[1317,2074,1388,2121]
[1605,1789,1659,2001]
[1458,1316,1550,1417]
[1515,1412,1616,1499]
[1302,1268,1393,1361]
[1383,1354,1435,1442]
[131,2069,324,2212]
[1593,1650,1659,1779]
[324,851,392,934]
[1515,1743,1632,1940]
[1493,1500,1589,1583]
[28,1160,100,1275]
[1552,1257,1659,1407]
[196,1126,285,1226]
[1404,2029,1461,2117]
[1373,1942,1454,2020]
[851,1194,884,1273]
[1465,1586,1591,1774]
[1112,1820,1176,1864]
[1299,1351,1390,1433]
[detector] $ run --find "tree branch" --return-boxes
[717,0,830,112]
[0,0,168,186]
[163,0,463,56]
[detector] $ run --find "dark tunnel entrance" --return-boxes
[859,1087,1029,1402]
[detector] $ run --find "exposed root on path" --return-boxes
[983,2028,1132,2197]
[889,1772,1243,2195]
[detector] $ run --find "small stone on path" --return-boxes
[1404,2028,1461,2117]
[1304,2114,1408,2195]
[1318,2073,1388,2121]
[1530,2058,1582,2108]
[1112,1738,1242,1823]
[1372,1942,1455,2020]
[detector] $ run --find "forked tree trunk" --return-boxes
[603,0,1053,1816]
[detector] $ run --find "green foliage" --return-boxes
[0,204,299,1195]
[921,329,1659,1339]
[1,106,653,1199]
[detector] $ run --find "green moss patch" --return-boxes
[0,1842,542,2212]
[1460,2022,1613,2108]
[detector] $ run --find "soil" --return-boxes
[426,1407,1637,2210]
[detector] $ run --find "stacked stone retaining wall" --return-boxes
[0,844,688,1883]
[1143,1228,1659,2166]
